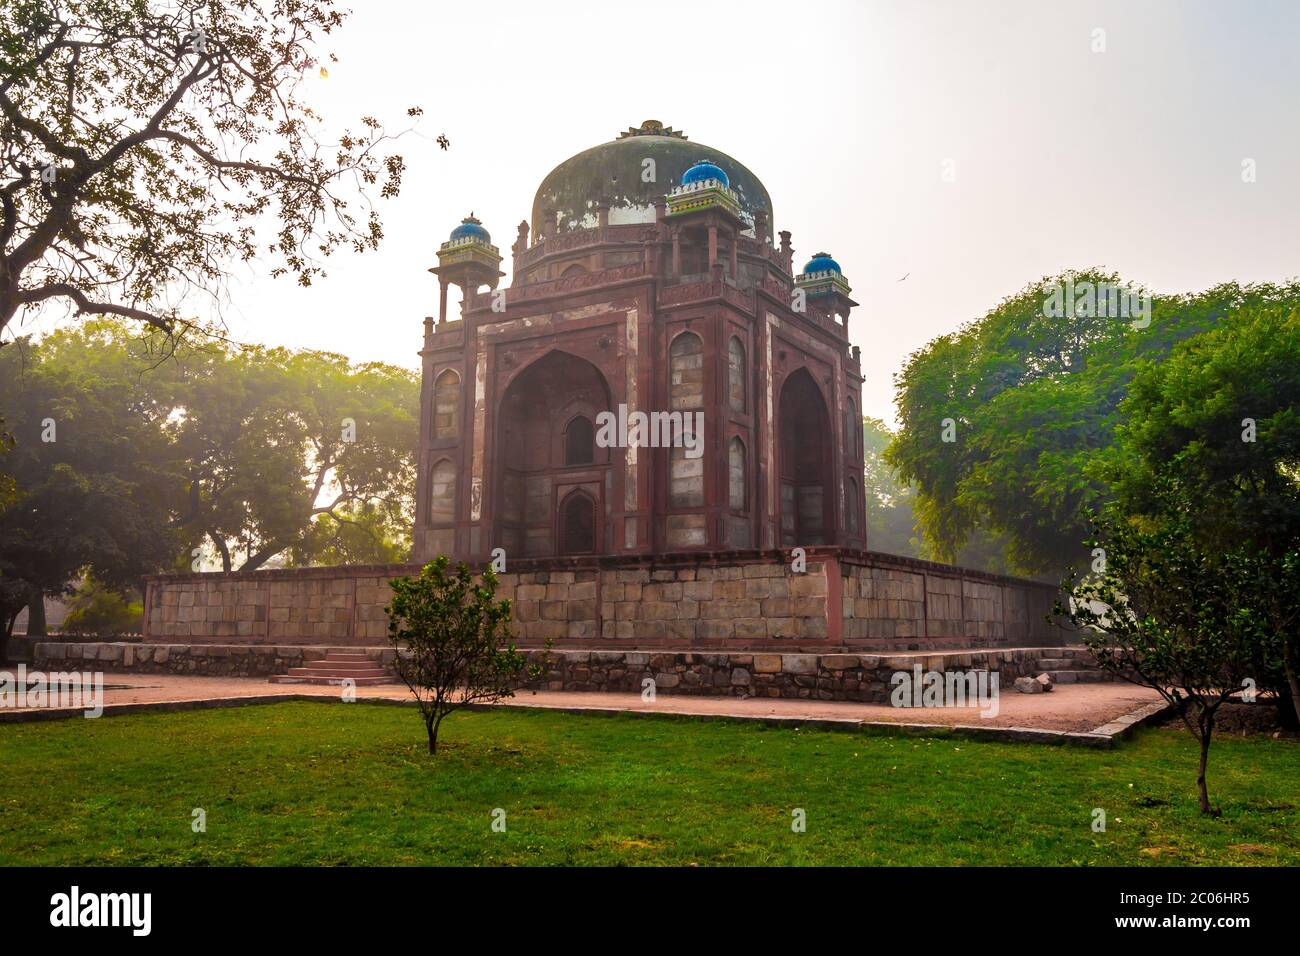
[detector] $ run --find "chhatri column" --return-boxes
[438,279,449,325]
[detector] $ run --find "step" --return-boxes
[284,668,388,681]
[286,663,386,674]
[269,674,397,686]
[1036,657,1097,670]
[299,659,382,671]
[319,653,373,662]
[1044,670,1111,684]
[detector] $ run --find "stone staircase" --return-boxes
[268,651,396,686]
[1030,647,1114,684]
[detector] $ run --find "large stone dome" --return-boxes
[531,120,774,242]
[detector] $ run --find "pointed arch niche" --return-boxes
[778,369,833,546]
[494,350,612,557]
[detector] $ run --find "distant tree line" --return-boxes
[0,318,418,658]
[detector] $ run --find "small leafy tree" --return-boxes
[61,575,143,637]
[385,556,529,755]
[1057,508,1281,815]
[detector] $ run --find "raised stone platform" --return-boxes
[140,547,1061,652]
[32,643,1109,702]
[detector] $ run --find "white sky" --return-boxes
[17,0,1300,427]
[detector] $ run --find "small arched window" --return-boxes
[560,490,595,554]
[669,332,706,508]
[428,459,456,524]
[728,437,747,512]
[564,415,595,466]
[728,336,746,414]
[669,332,704,411]
[433,369,460,439]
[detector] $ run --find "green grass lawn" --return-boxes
[1,701,1296,865]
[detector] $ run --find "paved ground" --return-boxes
[2,671,1165,735]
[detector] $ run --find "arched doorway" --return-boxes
[778,369,833,546]
[495,350,611,557]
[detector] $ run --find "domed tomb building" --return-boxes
[414,121,866,562]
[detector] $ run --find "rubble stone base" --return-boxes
[31,643,1107,702]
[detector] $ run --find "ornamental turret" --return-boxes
[430,215,504,324]
[795,251,858,330]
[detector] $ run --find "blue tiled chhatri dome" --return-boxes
[680,159,730,188]
[449,214,490,242]
[803,252,842,275]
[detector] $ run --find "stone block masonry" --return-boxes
[31,644,1105,701]
[142,547,1061,652]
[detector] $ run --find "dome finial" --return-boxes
[618,120,688,140]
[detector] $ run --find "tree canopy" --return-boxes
[0,0,418,341]
[1100,302,1300,718]
[863,415,1017,576]
[887,270,1300,576]
[0,318,418,646]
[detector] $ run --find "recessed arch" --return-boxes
[433,369,460,439]
[428,458,456,525]
[728,336,746,414]
[728,436,747,512]
[845,394,857,460]
[668,331,705,512]
[846,475,860,535]
[778,368,833,546]
[668,329,704,369]
[495,349,612,557]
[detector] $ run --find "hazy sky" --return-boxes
[20,0,1300,426]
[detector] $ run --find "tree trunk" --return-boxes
[1195,708,1217,815]
[426,715,438,754]
[238,545,283,573]
[211,533,231,573]
[427,712,448,755]
[1281,645,1300,728]
[25,588,46,637]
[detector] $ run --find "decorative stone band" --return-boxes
[795,269,852,297]
[437,236,501,256]
[665,179,742,219]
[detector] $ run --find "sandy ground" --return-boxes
[1,671,1166,734]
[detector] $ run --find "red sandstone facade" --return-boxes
[414,122,867,563]
[137,122,1063,656]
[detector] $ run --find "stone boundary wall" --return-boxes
[31,644,1098,701]
[141,548,1062,652]
[840,558,1057,650]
